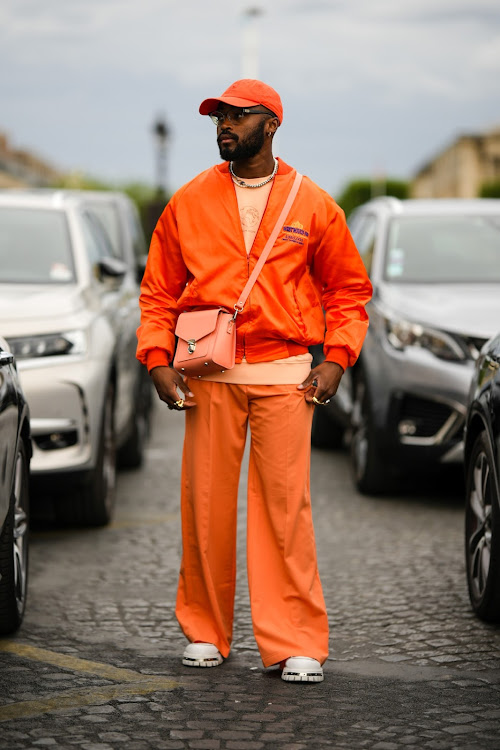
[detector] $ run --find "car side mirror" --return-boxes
[0,350,14,367]
[98,257,128,280]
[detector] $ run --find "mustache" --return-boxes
[217,131,238,145]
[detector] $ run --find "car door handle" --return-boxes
[0,351,14,367]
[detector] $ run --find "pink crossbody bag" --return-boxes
[173,172,303,378]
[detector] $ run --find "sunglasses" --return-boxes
[208,108,274,126]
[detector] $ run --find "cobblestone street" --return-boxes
[1,400,499,749]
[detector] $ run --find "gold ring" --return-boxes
[175,398,184,408]
[312,396,327,406]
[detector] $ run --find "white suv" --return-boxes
[0,189,152,525]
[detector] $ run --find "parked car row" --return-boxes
[313,195,500,622]
[0,188,154,633]
[3,187,498,630]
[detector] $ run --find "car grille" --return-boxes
[399,395,454,438]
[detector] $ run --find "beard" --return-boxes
[218,118,267,161]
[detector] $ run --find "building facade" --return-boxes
[0,132,62,188]
[411,126,500,199]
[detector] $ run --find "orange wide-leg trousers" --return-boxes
[175,380,329,668]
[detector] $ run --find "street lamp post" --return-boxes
[242,7,263,78]
[152,116,170,197]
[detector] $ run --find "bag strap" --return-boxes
[233,171,303,317]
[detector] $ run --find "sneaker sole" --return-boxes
[282,671,324,683]
[182,656,223,668]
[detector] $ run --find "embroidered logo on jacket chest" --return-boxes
[282,220,309,245]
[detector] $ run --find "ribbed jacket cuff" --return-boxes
[146,349,170,372]
[324,347,349,371]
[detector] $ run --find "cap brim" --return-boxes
[199,95,261,115]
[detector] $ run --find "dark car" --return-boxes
[464,333,500,622]
[312,197,500,494]
[0,336,31,634]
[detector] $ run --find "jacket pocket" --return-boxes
[292,277,324,338]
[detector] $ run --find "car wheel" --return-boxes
[311,405,344,449]
[55,382,117,527]
[118,369,153,469]
[0,440,29,635]
[465,431,500,622]
[350,374,388,494]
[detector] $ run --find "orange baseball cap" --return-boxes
[199,79,283,124]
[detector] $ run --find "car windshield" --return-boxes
[0,207,75,284]
[87,202,122,259]
[385,215,500,283]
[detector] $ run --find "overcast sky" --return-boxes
[1,0,499,197]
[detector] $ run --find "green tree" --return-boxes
[336,178,409,218]
[53,171,113,191]
[479,181,500,198]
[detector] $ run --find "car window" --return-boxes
[86,202,123,260]
[80,211,115,267]
[0,207,75,284]
[347,209,361,235]
[126,203,147,262]
[352,214,377,275]
[385,215,500,283]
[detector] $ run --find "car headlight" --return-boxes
[385,319,467,362]
[7,330,87,360]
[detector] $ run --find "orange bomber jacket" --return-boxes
[136,158,372,372]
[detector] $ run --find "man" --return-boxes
[137,79,372,683]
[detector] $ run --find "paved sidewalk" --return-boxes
[1,636,500,749]
[1,402,499,749]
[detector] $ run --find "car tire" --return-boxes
[350,374,389,495]
[118,369,152,469]
[0,440,29,635]
[55,382,117,527]
[311,405,344,449]
[465,431,500,622]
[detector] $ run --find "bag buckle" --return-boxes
[187,339,196,354]
[233,302,244,320]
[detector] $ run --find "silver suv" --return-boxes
[0,189,152,525]
[312,197,500,494]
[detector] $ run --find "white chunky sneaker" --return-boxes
[281,656,324,683]
[182,642,223,668]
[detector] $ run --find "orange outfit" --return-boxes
[175,379,328,667]
[137,159,372,372]
[137,158,371,666]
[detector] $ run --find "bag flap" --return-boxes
[175,308,222,342]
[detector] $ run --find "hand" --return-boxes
[149,366,196,411]
[298,361,344,405]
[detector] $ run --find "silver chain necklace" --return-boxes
[229,158,278,189]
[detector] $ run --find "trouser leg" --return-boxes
[175,380,248,657]
[246,384,329,667]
